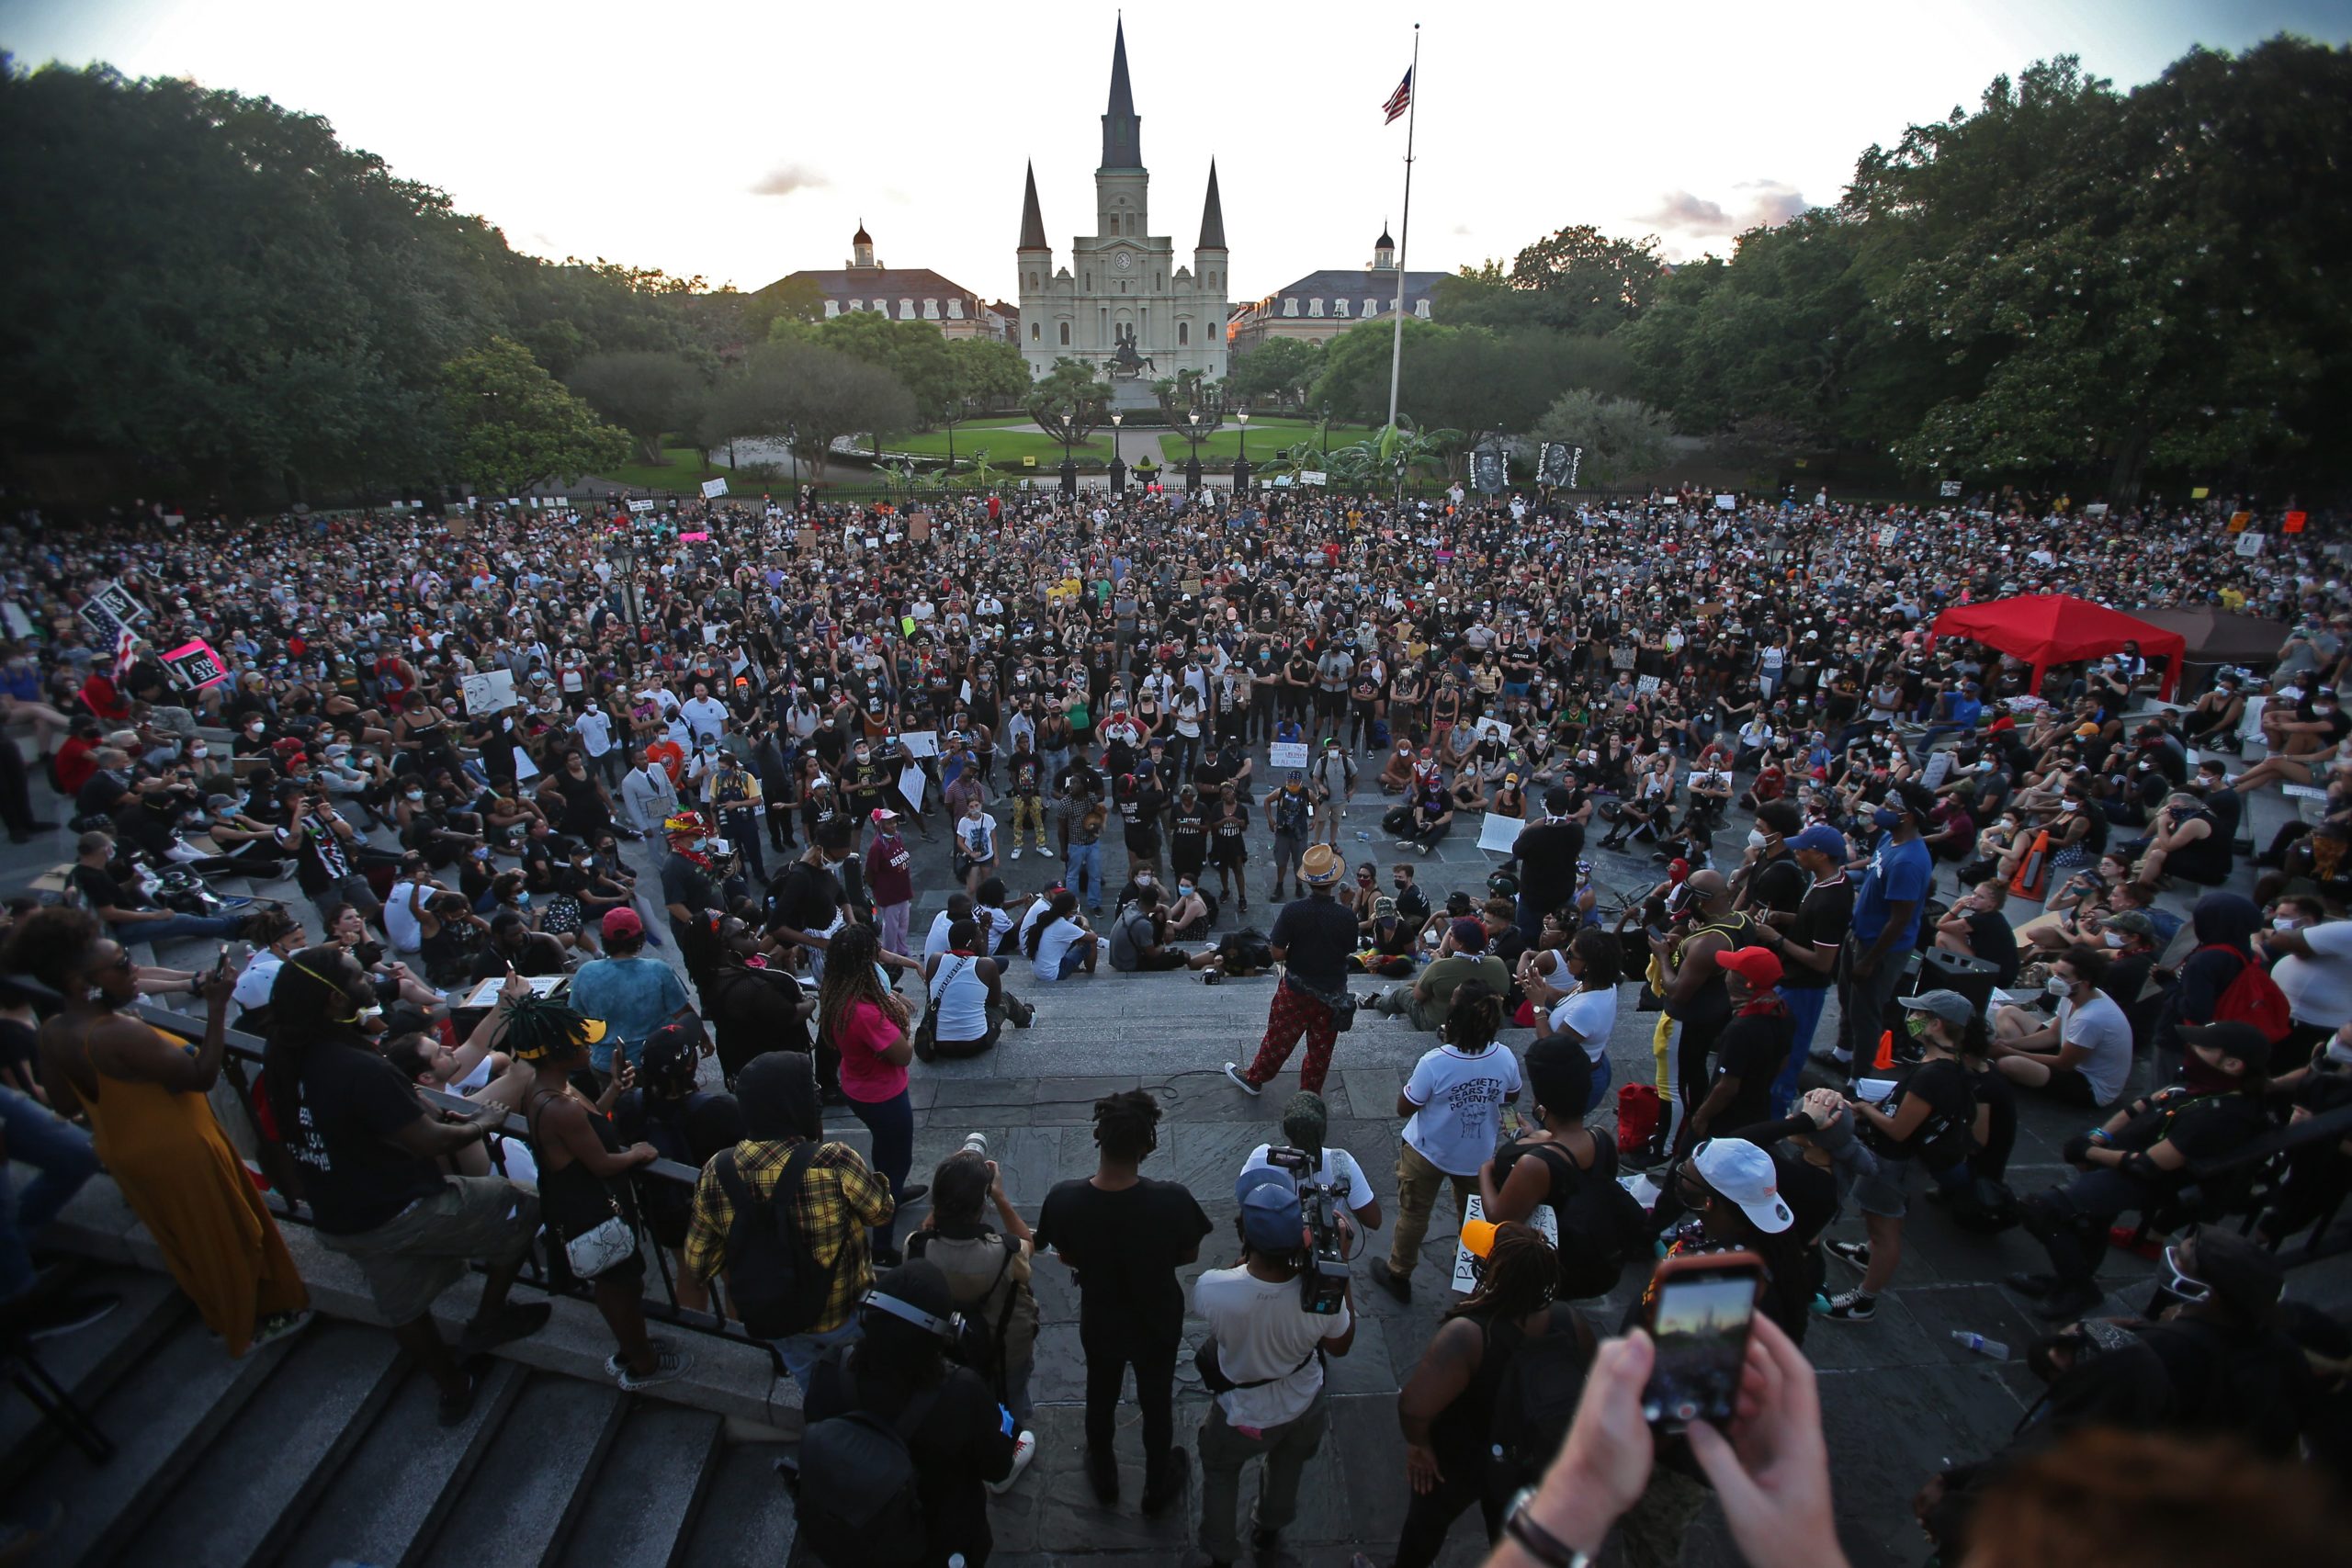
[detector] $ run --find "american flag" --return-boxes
[112,626,138,682]
[1383,67,1412,124]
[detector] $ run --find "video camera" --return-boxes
[1263,1146,1350,1315]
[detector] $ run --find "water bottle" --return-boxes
[1950,1330,2007,1359]
[962,1133,989,1157]
[1355,830,1373,842]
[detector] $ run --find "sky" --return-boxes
[4,0,2346,304]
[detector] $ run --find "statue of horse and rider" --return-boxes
[1107,322,1155,379]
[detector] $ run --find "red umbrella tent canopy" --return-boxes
[1928,594,2188,700]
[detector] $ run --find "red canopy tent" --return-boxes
[1928,594,2188,701]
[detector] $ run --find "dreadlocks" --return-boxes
[1091,1087,1162,1164]
[262,944,377,1137]
[498,990,597,1064]
[817,923,891,1048]
[1449,1221,1558,1323]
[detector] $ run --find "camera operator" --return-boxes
[1193,1167,1358,1568]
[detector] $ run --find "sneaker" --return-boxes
[1824,1291,1877,1322]
[617,1347,694,1391]
[1140,1447,1190,1517]
[987,1428,1038,1494]
[1223,1062,1261,1097]
[249,1308,313,1348]
[1372,1262,1413,1303]
[897,1183,931,1207]
[22,1292,122,1342]
[1202,968,1222,985]
[1807,1050,1853,1075]
[1011,846,1023,860]
[1414,843,1430,856]
[2006,1271,2057,1298]
[1085,1444,1119,1504]
[1826,1239,1871,1269]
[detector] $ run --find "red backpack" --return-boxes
[2197,944,2292,1042]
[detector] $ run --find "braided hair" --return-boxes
[1450,1221,1558,1323]
[817,923,892,1048]
[498,990,598,1066]
[262,944,378,1136]
[1442,979,1505,1055]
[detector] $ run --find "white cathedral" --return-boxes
[1015,20,1229,391]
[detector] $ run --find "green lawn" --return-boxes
[886,424,1115,466]
[600,445,732,493]
[1170,418,1373,465]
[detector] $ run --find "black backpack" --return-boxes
[907,1231,1023,1403]
[1218,927,1274,974]
[1486,1312,1598,1498]
[711,1145,832,1339]
[795,1355,938,1568]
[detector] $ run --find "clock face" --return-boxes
[1114,251,1133,271]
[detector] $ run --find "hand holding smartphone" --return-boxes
[1640,1249,1764,1433]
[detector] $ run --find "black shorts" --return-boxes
[2041,1066,2102,1107]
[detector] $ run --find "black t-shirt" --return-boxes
[1711,1010,1794,1134]
[1268,893,1361,992]
[1781,876,1855,991]
[1034,1175,1211,1339]
[1876,1057,1976,1162]
[660,856,715,919]
[1747,853,1807,919]
[72,863,143,918]
[2151,1090,2271,1175]
[285,1038,447,1235]
[770,858,846,933]
[1964,909,2022,986]
[802,1355,1014,1564]
[1511,818,1585,912]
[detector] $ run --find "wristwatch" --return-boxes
[1501,1486,1594,1568]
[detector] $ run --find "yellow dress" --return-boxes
[78,1052,308,1357]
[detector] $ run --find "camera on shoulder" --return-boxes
[1263,1146,1351,1315]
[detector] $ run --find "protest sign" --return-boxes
[1268,741,1309,770]
[460,669,518,715]
[1476,810,1529,854]
[700,478,729,499]
[160,637,231,692]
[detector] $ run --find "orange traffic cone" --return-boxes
[1871,1031,1896,1071]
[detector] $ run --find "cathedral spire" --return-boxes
[1018,162,1048,252]
[1197,159,1227,251]
[1101,18,1142,170]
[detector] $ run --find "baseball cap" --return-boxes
[870,806,898,822]
[601,907,644,941]
[1235,1168,1306,1252]
[1715,945,1784,990]
[2103,909,2157,938]
[1690,1139,1794,1234]
[640,1023,700,1087]
[1373,895,1399,921]
[1901,988,1975,1028]
[1449,917,1488,952]
[1790,823,1848,859]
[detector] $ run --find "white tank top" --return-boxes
[929,953,990,1042]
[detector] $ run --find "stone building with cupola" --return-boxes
[754,220,1012,342]
[1227,224,1444,360]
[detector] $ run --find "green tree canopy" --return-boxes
[699,340,917,479]
[563,350,705,466]
[1530,389,1671,489]
[442,337,630,498]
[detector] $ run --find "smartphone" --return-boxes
[1640,1250,1764,1433]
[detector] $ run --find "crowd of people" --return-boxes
[0,479,2348,1565]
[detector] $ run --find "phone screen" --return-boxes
[1643,1266,1758,1432]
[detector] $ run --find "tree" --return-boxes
[1024,357,1114,449]
[1502,226,1668,333]
[1227,337,1323,412]
[743,275,827,341]
[1531,389,1670,489]
[816,310,956,433]
[564,350,704,465]
[442,336,630,497]
[699,340,916,480]
[935,337,1029,467]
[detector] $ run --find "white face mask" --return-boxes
[405,789,424,801]
[2274,916,2303,931]
[1746,828,1769,850]
[2103,931,2126,948]
[2045,976,2074,998]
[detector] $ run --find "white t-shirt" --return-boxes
[1191,1264,1345,1429]
[1547,987,1620,1063]
[1031,917,1089,982]
[574,708,614,758]
[1401,1043,1523,1177]
[923,909,957,962]
[680,695,729,744]
[957,812,1000,862]
[2272,919,2352,1027]
[1242,1144,1378,1214]
[383,879,428,954]
[2059,992,2134,1104]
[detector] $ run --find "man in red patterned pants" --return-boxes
[1226,844,1359,1097]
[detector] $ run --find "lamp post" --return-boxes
[1233,407,1252,493]
[1183,409,1207,492]
[1108,409,1125,498]
[605,536,643,648]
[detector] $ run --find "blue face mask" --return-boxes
[1871,807,1901,830]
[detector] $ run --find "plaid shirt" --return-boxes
[684,1137,895,1334]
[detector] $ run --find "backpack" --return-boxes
[2199,944,2292,1043]
[1946,1175,2021,1234]
[711,1145,833,1339]
[794,1359,938,1568]
[1218,927,1274,975]
[907,1231,1026,1403]
[1108,908,1156,972]
[1485,1312,1597,1498]
[624,1090,711,1240]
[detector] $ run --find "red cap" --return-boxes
[1715,945,1784,990]
[601,908,644,940]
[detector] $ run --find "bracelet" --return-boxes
[1502,1489,1594,1568]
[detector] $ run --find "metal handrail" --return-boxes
[134,1002,774,1363]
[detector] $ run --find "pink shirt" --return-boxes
[833,996,909,1104]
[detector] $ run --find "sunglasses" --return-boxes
[2157,1245,2211,1304]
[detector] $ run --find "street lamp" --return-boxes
[1183,409,1207,492]
[1233,407,1252,494]
[605,536,643,648]
[1108,409,1126,498]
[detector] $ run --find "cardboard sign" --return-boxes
[1635,675,1662,696]
[627,499,657,513]
[1921,750,1956,790]
[1267,741,1309,770]
[75,580,148,643]
[1301,469,1329,487]
[460,669,519,716]
[1939,480,1962,497]
[2236,532,2265,558]
[1452,1194,1556,1292]
[680,530,710,543]
[898,763,927,816]
[2285,511,2308,535]
[899,729,940,759]
[1474,716,1514,746]
[1713,494,1736,511]
[700,478,729,499]
[160,637,231,692]
[2228,512,2252,533]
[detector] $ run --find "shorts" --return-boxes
[2040,1066,2102,1107]
[318,1175,541,1325]
[1851,1155,1917,1220]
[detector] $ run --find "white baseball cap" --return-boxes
[1690,1139,1794,1235]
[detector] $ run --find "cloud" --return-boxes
[749,162,828,197]
[1639,182,1806,237]
[1450,221,1472,236]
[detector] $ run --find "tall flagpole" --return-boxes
[1383,24,1420,434]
